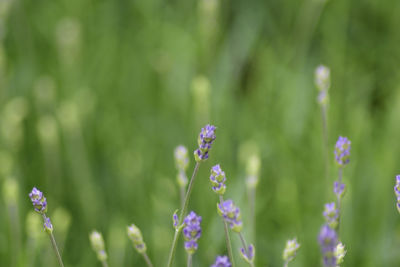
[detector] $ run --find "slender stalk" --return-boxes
[321,105,329,184]
[142,252,154,267]
[238,232,254,267]
[187,254,192,267]
[180,186,186,210]
[248,187,256,243]
[101,260,109,267]
[336,167,343,233]
[167,162,201,267]
[219,195,235,267]
[42,214,64,267]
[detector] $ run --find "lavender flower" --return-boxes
[283,238,300,264]
[217,199,243,233]
[318,225,338,267]
[334,136,351,166]
[334,181,345,199]
[172,211,179,229]
[211,255,232,267]
[335,242,346,265]
[175,146,189,187]
[194,124,216,162]
[44,217,53,234]
[127,224,147,253]
[323,202,339,229]
[210,164,227,195]
[183,211,202,254]
[29,187,47,214]
[395,175,400,213]
[315,65,331,92]
[240,244,255,264]
[90,231,108,262]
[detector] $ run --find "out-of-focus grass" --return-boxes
[1,0,400,266]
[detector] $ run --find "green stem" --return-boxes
[142,252,154,267]
[219,195,235,267]
[167,162,201,267]
[101,260,109,267]
[187,254,192,267]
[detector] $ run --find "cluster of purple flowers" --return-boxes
[29,187,47,214]
[194,124,216,161]
[334,136,351,166]
[217,199,243,233]
[211,255,231,267]
[210,164,227,195]
[395,175,400,213]
[318,225,338,267]
[183,211,202,254]
[323,203,339,229]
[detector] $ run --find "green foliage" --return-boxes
[1,0,400,266]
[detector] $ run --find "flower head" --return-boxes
[246,155,261,189]
[211,255,231,267]
[323,202,339,229]
[183,211,202,254]
[89,231,107,261]
[127,224,147,253]
[334,136,351,166]
[194,124,216,162]
[217,199,242,233]
[315,65,331,92]
[43,217,53,234]
[210,164,227,195]
[335,242,346,265]
[334,181,346,199]
[172,211,179,229]
[283,238,300,263]
[29,187,47,214]
[240,244,255,264]
[394,175,400,213]
[318,225,338,267]
[175,145,189,170]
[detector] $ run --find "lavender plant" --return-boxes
[183,211,202,267]
[282,238,300,267]
[29,187,64,267]
[127,224,153,267]
[89,231,108,267]
[218,199,255,266]
[175,145,190,209]
[318,225,338,267]
[167,124,216,267]
[210,164,234,265]
[394,175,400,213]
[335,242,346,266]
[211,255,232,267]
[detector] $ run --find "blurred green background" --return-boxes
[1,0,400,266]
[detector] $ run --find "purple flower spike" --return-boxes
[334,181,345,199]
[240,244,255,264]
[183,211,202,254]
[194,124,216,162]
[211,255,232,267]
[323,203,339,229]
[172,211,179,229]
[394,175,400,213]
[318,225,338,267]
[29,187,47,214]
[217,199,242,233]
[210,164,227,195]
[44,217,53,234]
[334,136,351,166]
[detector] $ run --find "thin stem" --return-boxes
[180,186,186,211]
[167,162,201,267]
[101,260,109,267]
[42,214,64,267]
[187,254,192,267]
[321,105,329,185]
[336,167,343,234]
[219,195,235,267]
[248,187,256,243]
[142,252,154,267]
